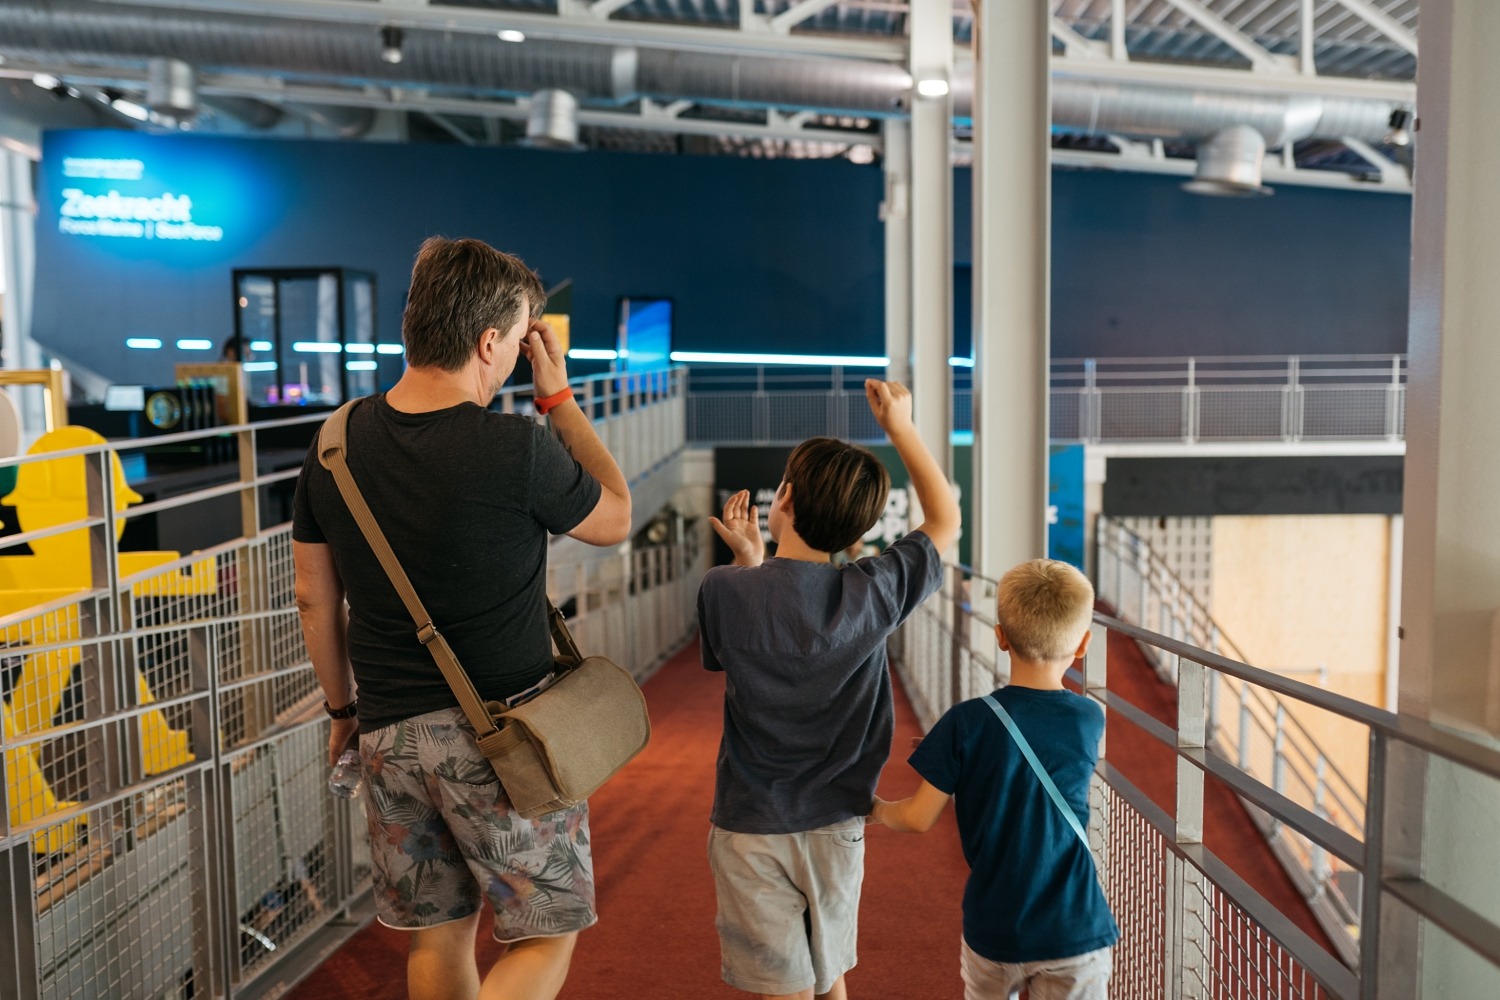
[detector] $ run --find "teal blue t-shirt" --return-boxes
[909,686,1119,964]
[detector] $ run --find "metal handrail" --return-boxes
[682,353,1408,445]
[1095,518,1368,954]
[1095,518,1368,817]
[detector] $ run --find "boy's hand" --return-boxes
[709,489,765,567]
[866,379,914,436]
[869,796,891,827]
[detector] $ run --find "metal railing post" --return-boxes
[1176,653,1209,999]
[950,564,966,708]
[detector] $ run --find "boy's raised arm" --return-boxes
[866,379,961,554]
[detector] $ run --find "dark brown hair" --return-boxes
[401,237,546,372]
[781,437,891,553]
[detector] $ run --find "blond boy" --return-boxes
[873,559,1118,1000]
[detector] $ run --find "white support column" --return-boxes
[907,0,952,477]
[0,148,47,441]
[0,149,38,366]
[1397,1,1500,996]
[969,0,1050,580]
[882,118,912,388]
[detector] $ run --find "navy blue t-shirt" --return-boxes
[909,686,1119,964]
[700,531,942,834]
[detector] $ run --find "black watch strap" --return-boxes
[323,699,358,719]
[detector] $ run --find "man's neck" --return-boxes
[1006,657,1071,691]
[385,365,489,412]
[771,530,832,564]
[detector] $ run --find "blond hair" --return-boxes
[996,559,1095,662]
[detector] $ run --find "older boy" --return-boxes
[873,559,1118,1000]
[701,379,961,1000]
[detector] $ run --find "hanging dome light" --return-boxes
[1183,125,1274,198]
[522,90,583,150]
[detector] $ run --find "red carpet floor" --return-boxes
[287,638,972,999]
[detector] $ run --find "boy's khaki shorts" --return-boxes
[960,938,1113,1000]
[708,818,866,995]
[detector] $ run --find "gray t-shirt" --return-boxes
[699,531,943,834]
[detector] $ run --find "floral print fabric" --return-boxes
[359,707,597,940]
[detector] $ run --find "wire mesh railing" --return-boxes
[682,354,1407,445]
[1095,517,1365,962]
[0,367,691,1000]
[890,561,1500,999]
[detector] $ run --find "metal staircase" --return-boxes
[1094,517,1363,965]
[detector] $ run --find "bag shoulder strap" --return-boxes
[317,399,501,738]
[982,693,1091,852]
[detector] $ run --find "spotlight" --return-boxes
[112,99,151,122]
[380,26,405,65]
[498,29,526,43]
[31,73,61,91]
[914,77,950,99]
[1385,108,1412,147]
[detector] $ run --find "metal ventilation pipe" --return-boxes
[523,89,581,149]
[1182,125,1273,197]
[0,0,1408,144]
[146,57,196,121]
[1049,78,1392,147]
[200,95,284,130]
[289,102,375,138]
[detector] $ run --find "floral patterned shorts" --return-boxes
[358,706,597,941]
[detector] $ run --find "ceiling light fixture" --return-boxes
[1384,108,1412,147]
[498,29,526,43]
[31,73,61,91]
[112,99,151,122]
[380,26,405,65]
[1183,125,1274,198]
[914,78,950,99]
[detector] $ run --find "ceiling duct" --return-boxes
[522,89,581,150]
[199,94,283,129]
[145,56,195,121]
[1182,125,1273,197]
[1049,78,1389,148]
[0,0,1406,145]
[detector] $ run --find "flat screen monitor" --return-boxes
[617,298,672,371]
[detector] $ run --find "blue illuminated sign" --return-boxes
[41,131,277,258]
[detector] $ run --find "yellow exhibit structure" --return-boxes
[0,426,217,853]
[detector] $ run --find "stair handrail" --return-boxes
[1093,517,1366,958]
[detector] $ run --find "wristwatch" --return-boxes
[323,699,358,719]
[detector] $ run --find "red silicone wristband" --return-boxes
[535,387,574,415]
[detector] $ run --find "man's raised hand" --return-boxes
[520,318,569,397]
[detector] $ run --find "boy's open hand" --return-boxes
[866,379,914,436]
[709,489,765,567]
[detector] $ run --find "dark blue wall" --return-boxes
[953,167,1411,359]
[34,130,886,386]
[33,131,1411,389]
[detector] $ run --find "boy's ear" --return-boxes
[994,624,1011,652]
[1073,629,1093,660]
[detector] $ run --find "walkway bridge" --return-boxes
[1,360,1495,999]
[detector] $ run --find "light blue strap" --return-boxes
[982,693,1091,851]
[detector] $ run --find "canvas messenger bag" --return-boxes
[316,399,651,819]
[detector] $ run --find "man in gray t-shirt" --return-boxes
[700,380,960,1000]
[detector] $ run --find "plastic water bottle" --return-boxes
[328,749,364,799]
